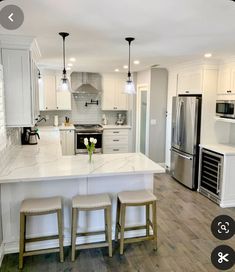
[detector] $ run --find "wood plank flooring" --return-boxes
[1,174,235,272]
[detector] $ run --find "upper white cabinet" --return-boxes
[177,69,203,95]
[217,65,235,95]
[102,73,128,110]
[1,43,40,127]
[40,72,72,111]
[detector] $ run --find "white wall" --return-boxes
[165,71,177,169]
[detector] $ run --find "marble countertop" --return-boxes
[59,124,75,130]
[200,143,235,156]
[0,127,164,183]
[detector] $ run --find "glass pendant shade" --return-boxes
[57,75,72,92]
[124,79,135,94]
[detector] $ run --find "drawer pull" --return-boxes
[113,131,119,134]
[113,139,119,142]
[113,149,119,151]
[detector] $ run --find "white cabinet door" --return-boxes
[177,70,203,94]
[102,73,128,110]
[2,49,34,127]
[31,58,40,120]
[102,75,116,110]
[60,129,74,155]
[56,92,72,110]
[217,67,231,95]
[102,129,129,154]
[40,73,72,111]
[230,69,235,94]
[43,75,57,110]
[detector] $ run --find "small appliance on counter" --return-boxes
[21,127,40,145]
[115,113,126,125]
[54,115,59,127]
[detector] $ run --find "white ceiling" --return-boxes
[1,0,235,72]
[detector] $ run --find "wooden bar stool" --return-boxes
[19,196,64,269]
[71,193,112,261]
[115,190,157,254]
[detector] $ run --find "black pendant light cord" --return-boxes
[59,32,69,77]
[125,37,135,80]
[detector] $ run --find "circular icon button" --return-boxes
[211,215,235,240]
[0,5,24,30]
[211,245,235,270]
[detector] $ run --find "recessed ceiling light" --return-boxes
[204,53,212,58]
[123,65,128,69]
[69,57,76,62]
[133,60,140,65]
[115,68,119,72]
[68,63,73,67]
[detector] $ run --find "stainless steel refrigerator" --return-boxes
[171,96,201,189]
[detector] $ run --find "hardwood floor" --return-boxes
[1,174,235,272]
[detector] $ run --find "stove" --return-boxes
[74,124,103,154]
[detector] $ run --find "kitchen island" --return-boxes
[0,127,165,255]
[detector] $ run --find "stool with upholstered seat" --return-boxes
[115,190,157,254]
[71,193,112,261]
[19,196,64,269]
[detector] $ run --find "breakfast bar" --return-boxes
[0,128,165,255]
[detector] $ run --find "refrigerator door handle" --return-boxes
[176,101,181,145]
[171,149,192,160]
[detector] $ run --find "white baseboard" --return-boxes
[0,243,4,267]
[3,229,147,255]
[220,201,235,208]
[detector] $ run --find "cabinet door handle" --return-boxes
[113,149,119,151]
[227,90,232,93]
[217,163,222,194]
[185,90,189,94]
[57,107,59,109]
[46,107,48,109]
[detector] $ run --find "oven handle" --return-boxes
[76,132,102,135]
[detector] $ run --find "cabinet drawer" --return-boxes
[103,135,128,146]
[103,129,129,136]
[103,146,128,154]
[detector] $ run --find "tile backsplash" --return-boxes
[39,93,127,126]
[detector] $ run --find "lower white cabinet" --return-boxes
[103,129,129,154]
[60,129,75,155]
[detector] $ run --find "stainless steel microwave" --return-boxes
[216,100,235,118]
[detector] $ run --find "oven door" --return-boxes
[216,101,235,118]
[76,132,102,153]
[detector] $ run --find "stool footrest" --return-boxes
[25,235,59,243]
[23,247,60,257]
[76,242,109,250]
[117,223,152,232]
[77,230,106,237]
[124,235,155,244]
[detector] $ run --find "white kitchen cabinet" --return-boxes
[1,48,40,127]
[177,69,203,95]
[217,66,235,95]
[102,73,128,110]
[60,129,75,155]
[40,73,72,111]
[103,128,129,154]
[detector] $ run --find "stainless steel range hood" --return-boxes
[71,72,101,94]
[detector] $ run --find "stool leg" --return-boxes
[115,198,120,242]
[106,206,112,257]
[152,200,157,250]
[57,209,64,262]
[71,208,78,261]
[19,213,26,269]
[119,203,126,255]
[146,204,150,236]
[104,208,108,242]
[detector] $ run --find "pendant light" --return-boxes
[57,32,71,92]
[124,37,136,95]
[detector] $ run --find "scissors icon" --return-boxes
[218,252,229,263]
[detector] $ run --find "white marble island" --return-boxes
[0,127,165,255]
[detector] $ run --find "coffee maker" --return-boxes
[21,127,40,145]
